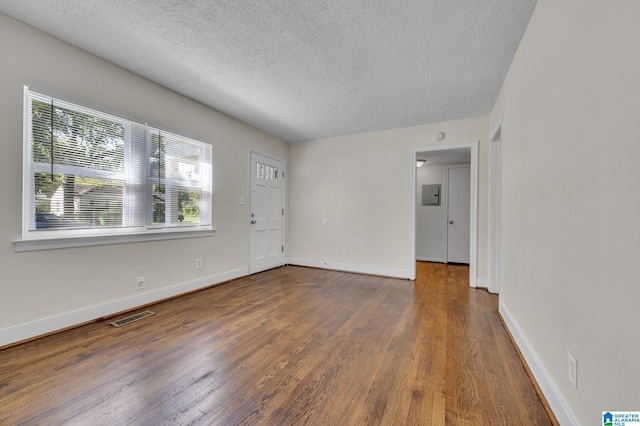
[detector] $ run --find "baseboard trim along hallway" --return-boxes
[499,301,579,426]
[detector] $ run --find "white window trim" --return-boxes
[16,84,215,251]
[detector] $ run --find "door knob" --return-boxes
[449,220,454,224]
[251,220,257,224]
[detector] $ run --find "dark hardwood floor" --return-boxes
[0,263,554,425]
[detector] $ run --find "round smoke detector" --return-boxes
[433,132,445,142]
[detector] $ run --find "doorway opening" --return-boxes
[409,141,478,286]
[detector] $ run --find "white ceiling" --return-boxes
[0,0,537,143]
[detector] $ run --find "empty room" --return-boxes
[0,1,638,425]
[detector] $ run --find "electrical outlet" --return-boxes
[136,276,145,290]
[568,352,578,388]
[341,248,347,255]
[196,258,203,269]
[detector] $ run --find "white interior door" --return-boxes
[250,153,284,274]
[447,166,470,264]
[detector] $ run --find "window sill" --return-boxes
[14,227,215,252]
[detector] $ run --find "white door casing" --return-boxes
[446,165,471,264]
[249,152,285,274]
[489,119,504,293]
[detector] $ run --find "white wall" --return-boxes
[490,1,640,424]
[416,164,446,262]
[0,13,288,346]
[287,116,489,279]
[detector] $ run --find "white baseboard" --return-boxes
[286,257,410,279]
[499,301,580,426]
[476,277,489,288]
[0,267,248,347]
[416,257,445,263]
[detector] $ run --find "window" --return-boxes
[255,161,278,181]
[23,86,212,242]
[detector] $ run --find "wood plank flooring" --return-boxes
[0,263,554,425]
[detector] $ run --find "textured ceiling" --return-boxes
[0,0,537,142]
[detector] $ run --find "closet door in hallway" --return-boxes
[447,165,470,264]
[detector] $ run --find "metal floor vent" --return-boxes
[110,310,155,327]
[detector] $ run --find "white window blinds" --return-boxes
[148,127,212,228]
[24,87,212,238]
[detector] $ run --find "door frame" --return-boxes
[488,118,504,293]
[409,141,478,286]
[247,150,287,274]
